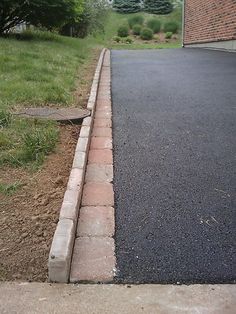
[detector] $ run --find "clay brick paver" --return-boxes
[100,74,111,81]
[99,82,110,87]
[90,137,112,150]
[96,99,111,108]
[69,50,115,284]
[94,119,112,128]
[70,237,115,283]
[97,95,111,101]
[95,111,112,119]
[98,93,111,100]
[92,127,112,137]
[88,149,113,164]
[82,182,114,206]
[85,164,113,183]
[96,105,111,112]
[77,206,115,237]
[98,86,110,94]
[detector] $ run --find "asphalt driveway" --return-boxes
[111,49,236,284]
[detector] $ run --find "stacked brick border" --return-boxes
[69,50,116,283]
[48,48,107,283]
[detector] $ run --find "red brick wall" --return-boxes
[184,0,236,45]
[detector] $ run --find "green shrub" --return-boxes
[21,127,58,164]
[128,15,144,28]
[147,18,161,33]
[0,110,12,127]
[117,25,129,37]
[164,21,178,34]
[140,28,153,40]
[132,24,142,35]
[165,32,173,39]
[124,37,133,44]
[113,36,122,43]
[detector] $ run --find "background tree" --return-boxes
[113,0,141,14]
[144,0,173,15]
[28,0,84,30]
[61,0,109,38]
[0,0,84,35]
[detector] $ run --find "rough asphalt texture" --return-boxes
[111,49,236,284]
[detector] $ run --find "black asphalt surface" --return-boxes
[111,49,236,284]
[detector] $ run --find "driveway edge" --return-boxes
[48,48,107,283]
[69,50,116,283]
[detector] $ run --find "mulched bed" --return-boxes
[134,32,180,44]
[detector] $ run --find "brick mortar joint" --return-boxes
[48,48,108,283]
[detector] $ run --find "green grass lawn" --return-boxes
[0,8,182,170]
[0,34,99,110]
[0,33,100,169]
[0,9,182,109]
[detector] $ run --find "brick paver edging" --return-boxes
[69,50,116,283]
[48,48,107,283]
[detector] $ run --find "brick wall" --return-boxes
[184,0,236,45]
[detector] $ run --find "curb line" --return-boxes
[48,48,107,283]
[69,49,116,283]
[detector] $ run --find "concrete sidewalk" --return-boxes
[0,282,235,314]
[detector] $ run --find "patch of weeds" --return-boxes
[0,110,12,127]
[0,181,24,196]
[0,117,59,168]
[20,126,59,165]
[0,133,12,150]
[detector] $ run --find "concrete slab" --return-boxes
[0,283,235,314]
